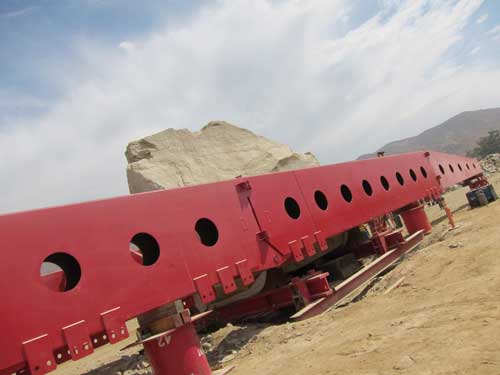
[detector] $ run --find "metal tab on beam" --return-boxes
[22,334,57,375]
[62,320,94,360]
[217,266,237,295]
[314,230,328,251]
[235,259,255,286]
[301,235,316,257]
[288,240,304,262]
[100,307,129,344]
[193,274,216,304]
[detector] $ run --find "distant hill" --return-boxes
[358,107,500,159]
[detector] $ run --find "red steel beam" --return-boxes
[0,151,481,374]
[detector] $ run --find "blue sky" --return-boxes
[1,0,500,213]
[0,0,204,120]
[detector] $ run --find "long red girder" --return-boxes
[0,150,481,374]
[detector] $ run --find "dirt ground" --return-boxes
[53,174,500,375]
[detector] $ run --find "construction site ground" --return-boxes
[54,173,500,375]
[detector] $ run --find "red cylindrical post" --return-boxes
[143,322,211,375]
[400,204,432,235]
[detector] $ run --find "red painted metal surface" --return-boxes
[400,204,433,235]
[0,150,480,374]
[428,151,482,189]
[143,323,211,375]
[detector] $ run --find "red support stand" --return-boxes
[400,204,432,235]
[143,322,211,375]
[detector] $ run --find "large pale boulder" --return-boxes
[125,121,319,193]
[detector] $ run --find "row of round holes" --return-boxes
[284,166,428,219]
[41,218,220,293]
[41,161,475,293]
[284,160,477,221]
[439,162,477,175]
[34,159,477,365]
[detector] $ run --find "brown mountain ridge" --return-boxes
[358,107,500,159]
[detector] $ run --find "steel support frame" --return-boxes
[0,151,482,374]
[213,271,331,324]
[290,230,424,321]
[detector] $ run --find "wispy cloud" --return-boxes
[487,24,500,35]
[0,6,37,18]
[2,0,498,214]
[118,41,136,52]
[469,46,481,55]
[476,13,488,23]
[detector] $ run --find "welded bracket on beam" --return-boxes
[301,235,316,257]
[194,274,216,304]
[62,320,94,360]
[100,307,129,344]
[22,334,57,375]
[314,231,328,251]
[236,259,255,286]
[288,240,305,262]
[217,266,237,294]
[235,180,252,193]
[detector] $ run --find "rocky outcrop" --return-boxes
[126,121,319,193]
[479,153,500,175]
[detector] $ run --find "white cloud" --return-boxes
[488,24,500,35]
[118,41,136,52]
[0,6,37,18]
[469,46,480,55]
[2,0,499,214]
[476,13,488,23]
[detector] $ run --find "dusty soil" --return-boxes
[53,174,500,375]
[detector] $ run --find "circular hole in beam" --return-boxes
[420,166,428,178]
[380,176,390,191]
[458,163,462,171]
[314,190,328,211]
[396,172,405,186]
[40,252,81,292]
[466,163,470,170]
[409,169,417,182]
[195,219,219,247]
[449,164,454,173]
[284,197,301,219]
[439,164,445,174]
[340,184,353,203]
[130,233,160,265]
[362,180,373,196]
